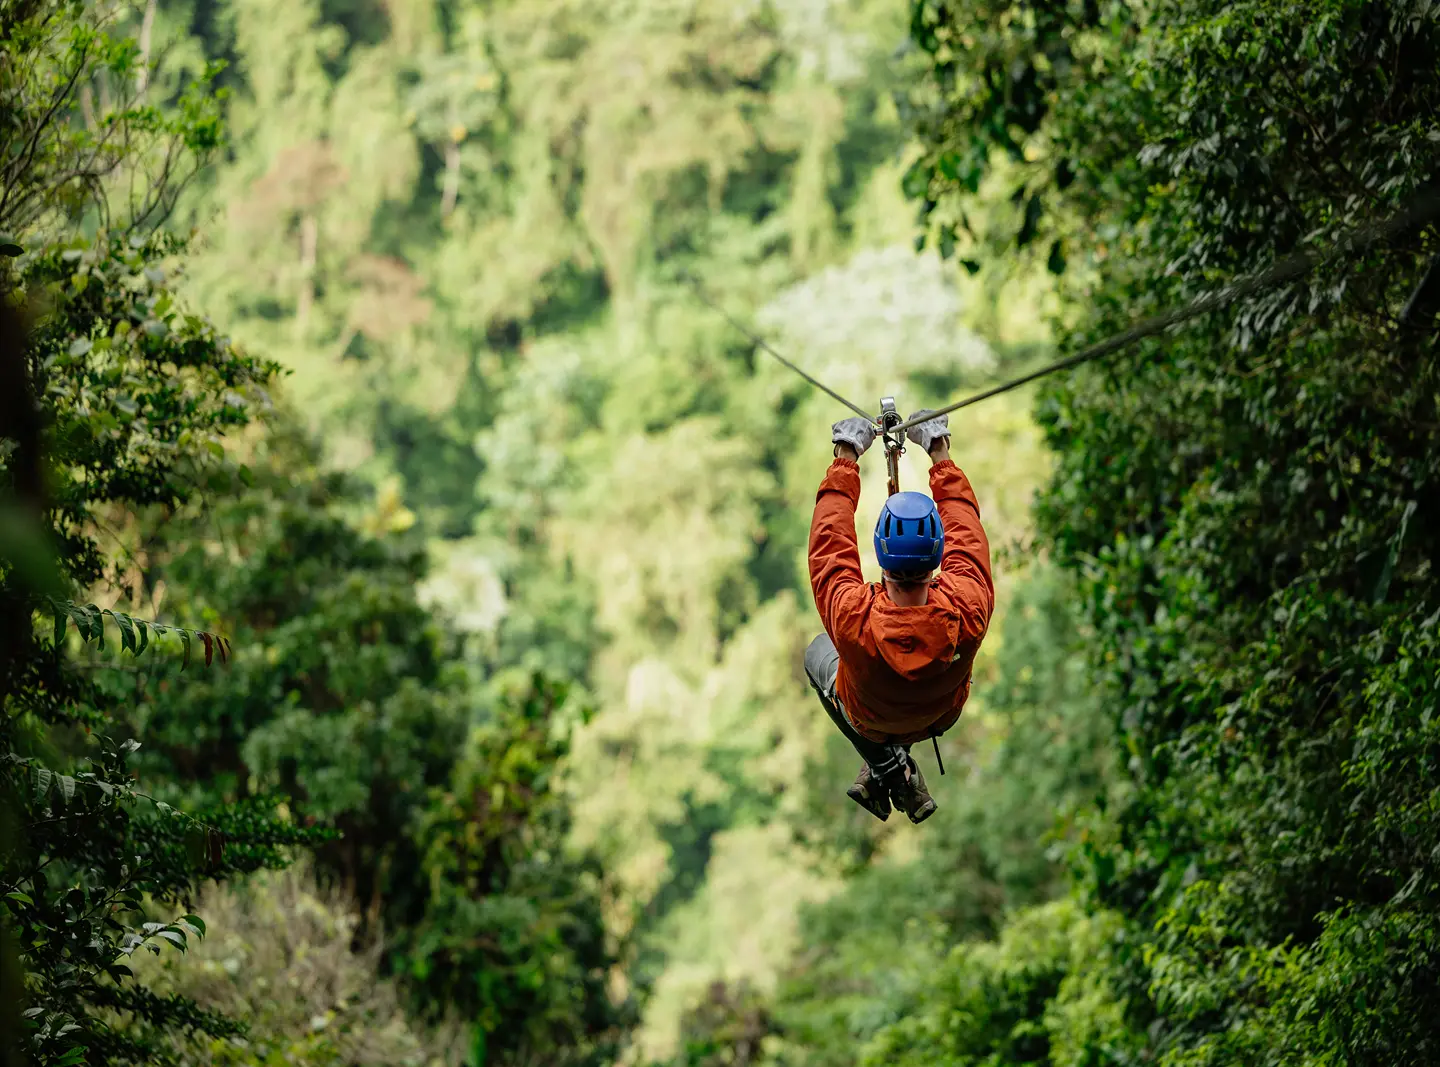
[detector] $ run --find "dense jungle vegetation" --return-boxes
[2,0,1437,1065]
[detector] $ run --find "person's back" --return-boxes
[804,411,995,824]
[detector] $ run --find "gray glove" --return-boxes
[905,409,950,454]
[831,416,877,456]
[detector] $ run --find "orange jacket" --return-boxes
[808,457,994,743]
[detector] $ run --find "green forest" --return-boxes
[2,0,1437,1064]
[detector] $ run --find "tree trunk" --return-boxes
[297,214,318,334]
[136,0,157,95]
[442,140,461,218]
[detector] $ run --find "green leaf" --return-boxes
[78,603,104,646]
[155,928,187,950]
[6,891,34,906]
[58,774,76,805]
[181,914,207,937]
[33,766,53,799]
[901,160,931,200]
[135,619,149,655]
[938,225,957,260]
[53,608,67,649]
[116,612,137,654]
[0,242,24,257]
[180,629,191,670]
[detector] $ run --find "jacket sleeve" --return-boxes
[930,460,995,638]
[808,458,868,640]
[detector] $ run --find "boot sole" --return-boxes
[905,799,937,824]
[846,785,890,822]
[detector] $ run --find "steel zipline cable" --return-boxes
[683,277,876,421]
[687,186,1440,434]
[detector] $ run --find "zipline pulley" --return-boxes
[878,396,904,498]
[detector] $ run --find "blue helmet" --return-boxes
[874,492,943,578]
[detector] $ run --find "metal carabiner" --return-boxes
[878,396,904,498]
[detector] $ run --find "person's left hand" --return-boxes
[905,410,950,454]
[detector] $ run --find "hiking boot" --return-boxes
[846,763,891,822]
[884,757,937,825]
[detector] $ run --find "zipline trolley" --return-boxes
[877,396,904,498]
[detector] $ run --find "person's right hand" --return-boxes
[831,417,877,457]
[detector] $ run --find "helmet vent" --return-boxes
[884,513,892,537]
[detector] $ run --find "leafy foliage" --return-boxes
[50,598,231,666]
[2,732,319,1066]
[13,0,1438,1063]
[123,863,466,1066]
[663,982,778,1067]
[6,2,642,1060]
[122,444,633,1064]
[857,900,1129,1067]
[398,672,631,1065]
[887,0,1440,1064]
[0,208,331,1065]
[0,0,226,238]
[0,238,314,1067]
[151,0,1071,1055]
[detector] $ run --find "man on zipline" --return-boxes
[806,411,994,824]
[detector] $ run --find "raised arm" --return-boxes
[908,412,994,637]
[929,458,993,609]
[808,455,866,634]
[809,418,877,636]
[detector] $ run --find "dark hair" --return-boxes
[883,569,933,588]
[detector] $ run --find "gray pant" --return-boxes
[805,633,910,779]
